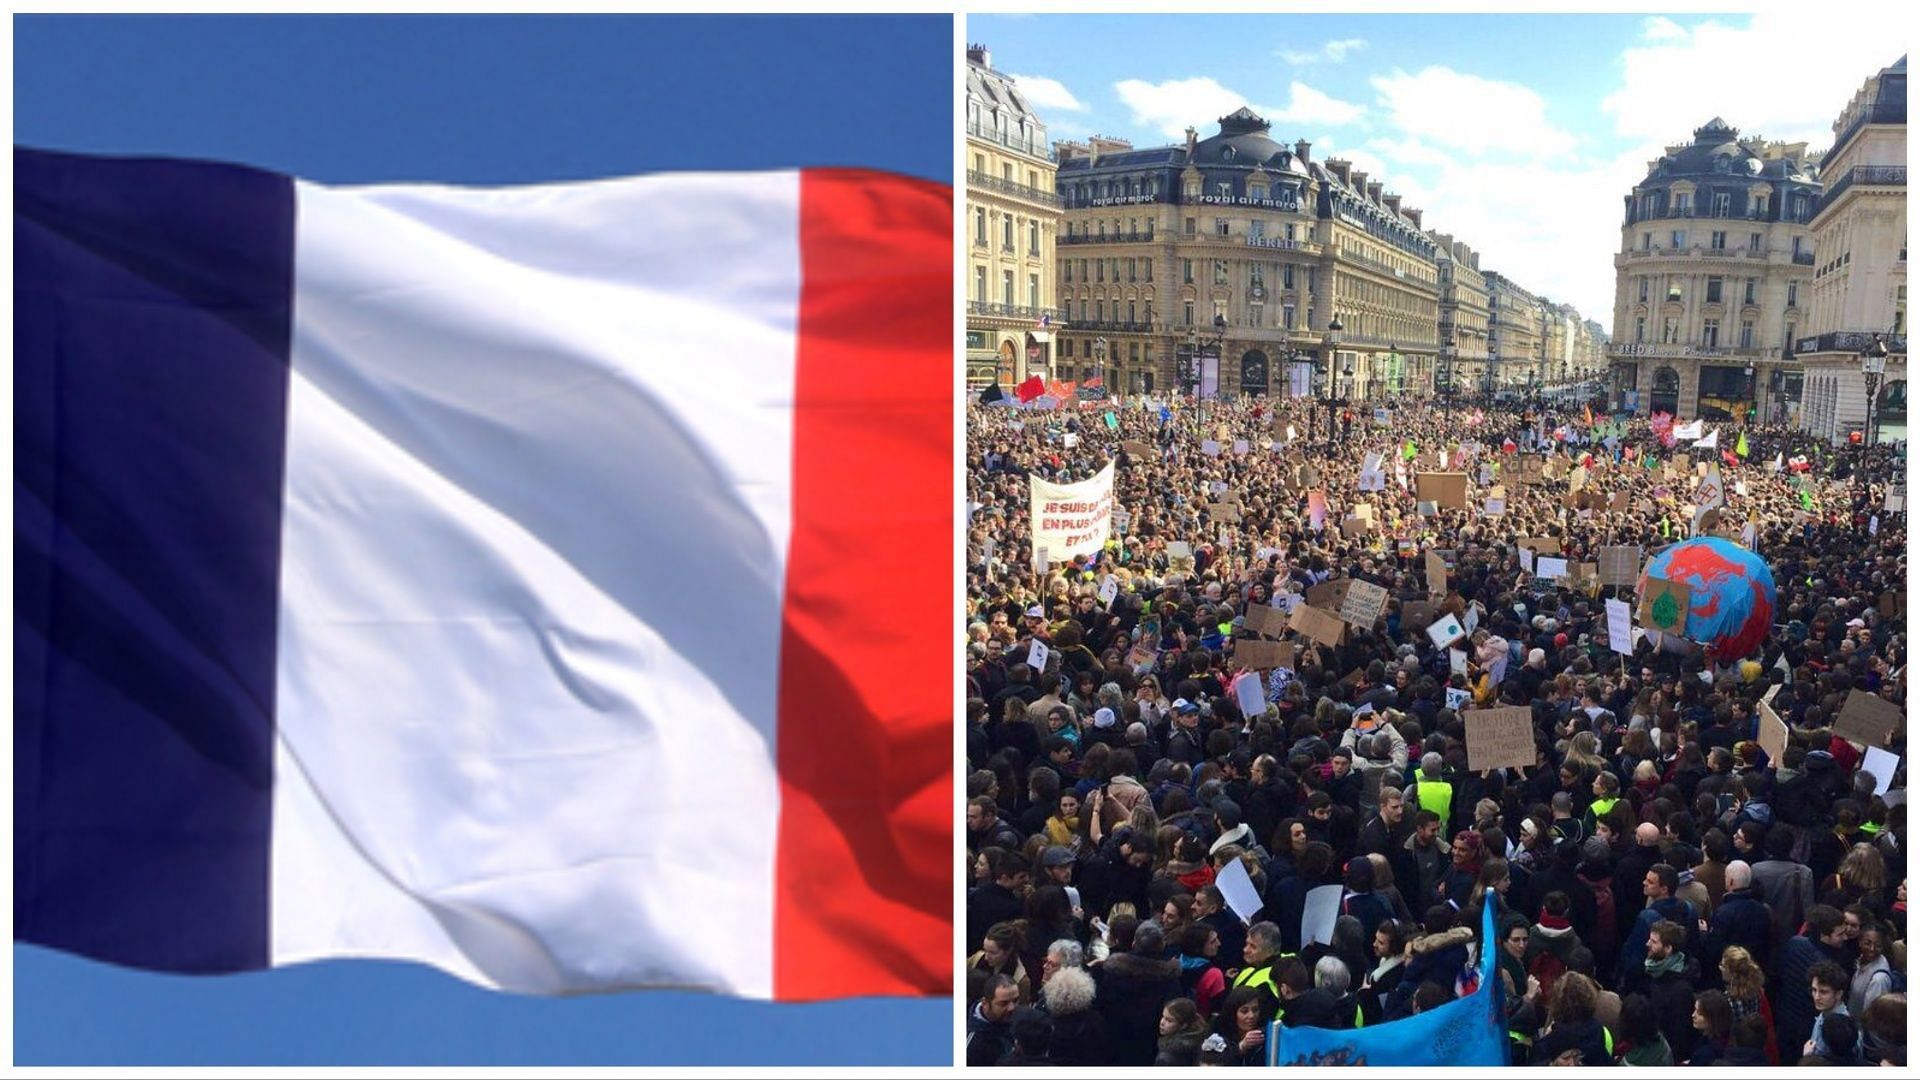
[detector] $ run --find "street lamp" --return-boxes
[1743,360,1756,425]
[1094,336,1109,393]
[1862,332,1890,444]
[1324,314,1345,458]
[1440,333,1458,416]
[1769,369,1784,427]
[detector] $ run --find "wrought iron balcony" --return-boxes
[1815,166,1906,216]
[966,170,1061,206]
[1059,230,1155,245]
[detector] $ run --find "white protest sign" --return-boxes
[1445,686,1471,711]
[1450,648,1469,677]
[1200,439,1222,456]
[1518,547,1535,574]
[1233,439,1250,456]
[1301,884,1343,947]
[1027,639,1050,673]
[1062,432,1080,449]
[1029,461,1116,565]
[1862,747,1900,797]
[1606,598,1634,655]
[1870,515,1880,535]
[1098,576,1120,606]
[1463,605,1480,634]
[1216,854,1263,925]
[1536,556,1568,580]
[1235,672,1267,718]
[1485,497,1506,516]
[1427,613,1467,648]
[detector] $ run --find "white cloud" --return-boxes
[1603,12,1892,148]
[1009,73,1087,114]
[1272,81,1367,127]
[1277,37,1368,65]
[1365,135,1454,170]
[1371,66,1576,159]
[1113,76,1362,140]
[1641,16,1688,41]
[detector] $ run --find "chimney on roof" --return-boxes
[1294,139,1311,162]
[1383,193,1402,215]
[966,44,990,67]
[1349,170,1368,194]
[1185,126,1199,158]
[1055,139,1090,163]
[1404,207,1421,228]
[1366,181,1384,203]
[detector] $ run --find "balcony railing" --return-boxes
[1071,321,1153,334]
[1060,230,1154,245]
[967,301,1063,322]
[1829,99,1908,162]
[1815,166,1906,216]
[965,121,1055,162]
[1792,251,1815,265]
[966,169,1061,206]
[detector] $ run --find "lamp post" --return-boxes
[1440,333,1457,417]
[1743,359,1756,427]
[1324,314,1344,459]
[1094,336,1109,394]
[1862,332,1890,444]
[1769,369,1784,427]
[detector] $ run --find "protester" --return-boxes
[965,394,1906,1065]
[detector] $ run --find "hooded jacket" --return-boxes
[1093,951,1183,1067]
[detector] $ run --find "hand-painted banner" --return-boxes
[1029,461,1116,565]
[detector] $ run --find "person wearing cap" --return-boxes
[1164,698,1204,766]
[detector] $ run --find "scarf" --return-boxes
[1536,912,1572,932]
[1644,951,1685,978]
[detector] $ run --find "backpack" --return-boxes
[1585,878,1618,950]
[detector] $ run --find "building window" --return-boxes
[1145,300,1155,324]
[1216,182,1231,198]
[1144,261,1153,282]
[1029,221,1040,255]
[1183,259,1194,284]
[1711,231,1727,250]
[1662,317,1679,344]
[1249,303,1262,327]
[1215,218,1231,236]
[1128,299,1137,323]
[1003,215,1015,250]
[1213,299,1228,324]
[974,207,987,246]
[1706,277,1723,303]
[1703,318,1719,347]
[1671,230,1686,249]
[1185,217,1197,235]
[1184,301,1195,326]
[1002,163,1013,182]
[1744,278,1756,304]
[1674,192,1693,215]
[1249,182,1267,200]
[1284,305,1296,330]
[1791,235,1804,257]
[1635,316,1647,343]
[972,153,984,174]
[1740,320,1754,349]
[1063,261,1072,284]
[1062,338,1073,359]
[1638,277,1649,303]
[1284,264,1295,290]
[1003,270,1015,305]
[1748,232,1762,253]
[1214,260,1228,285]
[1029,274,1040,309]
[1250,264,1264,288]
[1095,299,1105,322]
[1714,192,1730,216]
[1249,219,1265,240]
[1787,281,1799,307]
[1754,195,1768,217]
[1095,260,1104,283]
[1667,279,1683,302]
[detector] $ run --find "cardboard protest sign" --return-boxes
[1122,440,1155,458]
[1599,546,1642,587]
[1208,502,1243,523]
[1880,590,1904,619]
[1638,577,1691,636]
[1757,700,1788,764]
[1338,580,1390,629]
[1243,602,1291,639]
[1305,578,1350,611]
[1833,689,1902,748]
[1605,598,1634,655]
[1568,465,1588,493]
[1610,491,1629,512]
[1126,641,1158,670]
[1519,537,1562,555]
[1427,550,1448,596]
[1166,541,1194,567]
[1426,612,1467,648]
[1415,472,1470,510]
[1299,465,1322,488]
[1465,706,1536,771]
[1236,639,1295,671]
[1341,516,1373,539]
[1290,603,1347,647]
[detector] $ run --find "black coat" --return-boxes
[1772,933,1844,1065]
[1094,952,1183,1067]
[967,882,1025,951]
[1704,886,1773,969]
[1045,1006,1109,1067]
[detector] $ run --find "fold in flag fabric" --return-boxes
[15,148,952,1001]
[1015,374,1046,402]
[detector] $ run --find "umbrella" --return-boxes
[1639,536,1777,659]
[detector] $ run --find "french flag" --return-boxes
[15,147,952,1001]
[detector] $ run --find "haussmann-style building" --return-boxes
[965,44,1063,389]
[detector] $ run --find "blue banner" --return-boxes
[1268,904,1507,1067]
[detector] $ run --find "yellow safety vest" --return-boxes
[1589,796,1619,820]
[1417,778,1454,828]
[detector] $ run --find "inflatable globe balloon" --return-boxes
[1638,536,1777,659]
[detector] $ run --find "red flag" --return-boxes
[1016,375,1045,402]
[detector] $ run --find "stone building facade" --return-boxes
[964,44,1062,388]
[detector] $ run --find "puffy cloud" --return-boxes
[1114,76,1362,139]
[1276,37,1368,64]
[1602,12,1893,146]
[1009,73,1088,114]
[1370,66,1576,159]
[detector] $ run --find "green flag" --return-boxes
[1735,431,1749,457]
[1403,440,1418,461]
[1800,488,1814,510]
[1104,411,1118,430]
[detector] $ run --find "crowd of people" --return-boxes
[963,391,1906,1067]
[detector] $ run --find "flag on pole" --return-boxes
[1735,431,1749,458]
[1015,374,1045,403]
[15,147,952,1000]
[1693,427,1718,450]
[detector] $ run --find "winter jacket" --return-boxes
[1093,951,1184,1067]
[1704,886,1772,969]
[1772,933,1844,1065]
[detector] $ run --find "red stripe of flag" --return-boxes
[775,170,952,1000]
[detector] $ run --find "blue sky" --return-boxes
[973,10,1904,327]
[12,14,951,1066]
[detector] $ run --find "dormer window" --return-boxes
[1249,182,1267,201]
